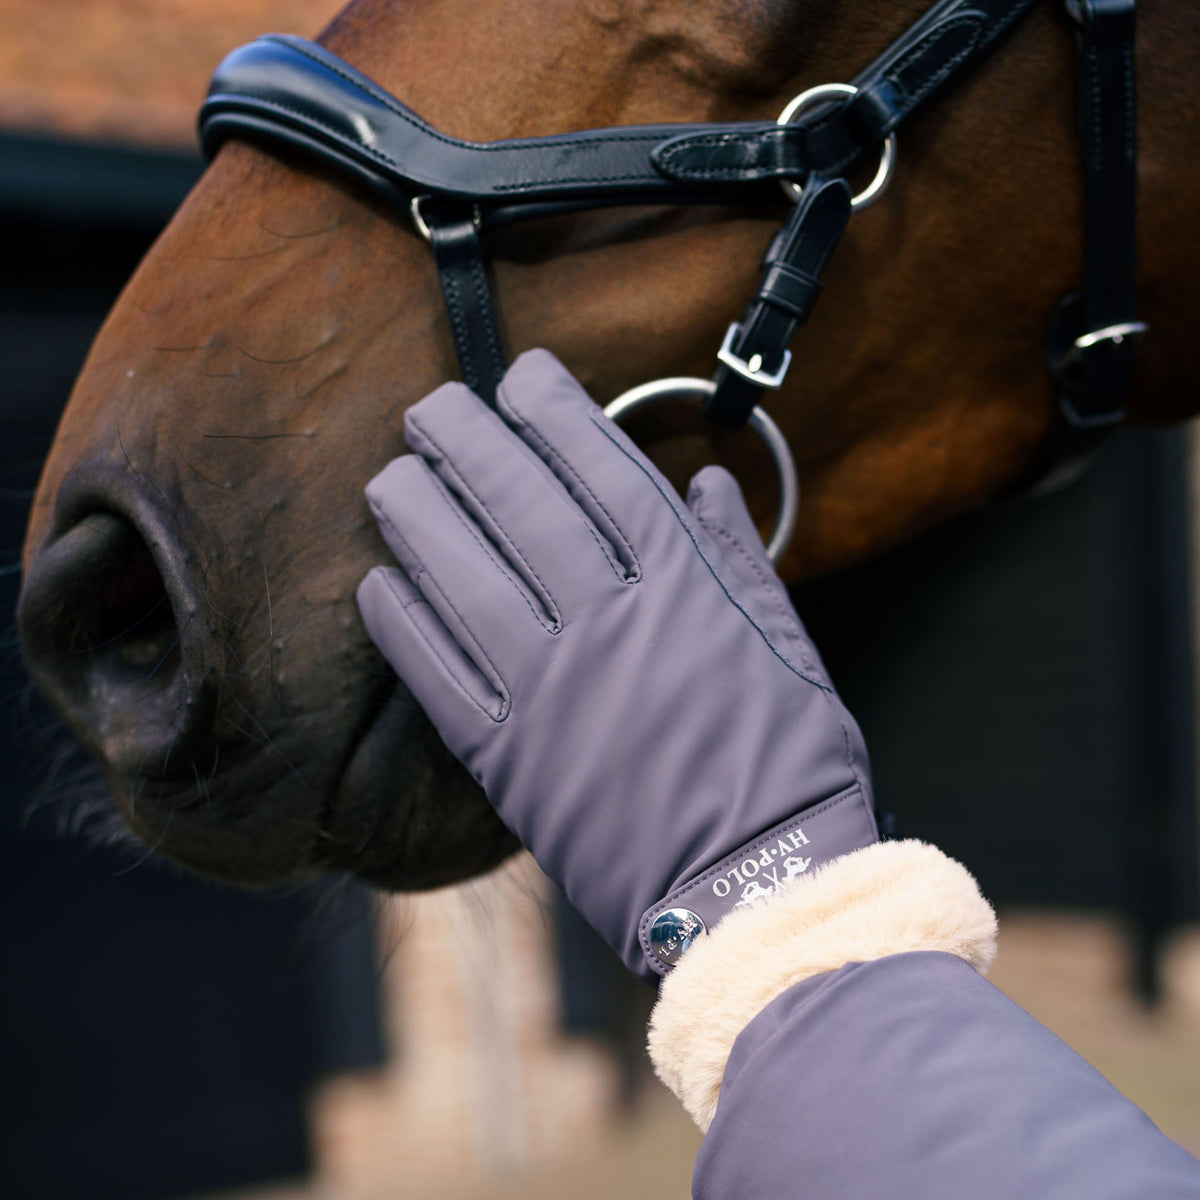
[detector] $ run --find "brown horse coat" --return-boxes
[17,0,1200,886]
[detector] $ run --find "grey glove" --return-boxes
[357,349,877,982]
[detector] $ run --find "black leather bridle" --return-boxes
[199,0,1142,509]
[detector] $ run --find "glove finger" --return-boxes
[357,565,508,730]
[495,349,691,573]
[404,381,628,605]
[365,454,555,678]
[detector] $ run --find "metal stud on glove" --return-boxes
[357,350,877,982]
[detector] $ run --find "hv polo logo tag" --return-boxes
[713,827,813,907]
[641,784,879,974]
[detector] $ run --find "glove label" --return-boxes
[710,826,814,904]
[640,785,879,976]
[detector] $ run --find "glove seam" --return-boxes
[694,515,816,674]
[376,569,511,722]
[588,410,875,855]
[496,378,642,585]
[379,462,563,638]
[406,409,573,633]
[587,409,832,695]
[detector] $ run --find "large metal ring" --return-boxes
[776,82,897,212]
[604,378,799,564]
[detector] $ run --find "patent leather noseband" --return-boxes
[199,0,1142,529]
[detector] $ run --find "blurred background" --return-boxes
[2,3,1200,1198]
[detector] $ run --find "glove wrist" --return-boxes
[640,784,878,977]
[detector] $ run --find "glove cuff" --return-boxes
[638,784,878,978]
[646,838,997,1131]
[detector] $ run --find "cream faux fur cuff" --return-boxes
[646,838,997,1131]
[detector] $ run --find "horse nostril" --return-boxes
[76,520,175,676]
[18,510,217,777]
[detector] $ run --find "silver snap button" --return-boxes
[649,908,707,966]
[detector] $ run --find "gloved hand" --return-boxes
[357,349,877,982]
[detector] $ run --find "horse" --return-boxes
[16,0,1200,891]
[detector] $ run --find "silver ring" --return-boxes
[409,195,482,243]
[776,82,897,213]
[603,377,799,564]
[409,194,433,242]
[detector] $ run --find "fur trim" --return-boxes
[646,838,997,1131]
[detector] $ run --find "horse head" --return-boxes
[16,0,1199,888]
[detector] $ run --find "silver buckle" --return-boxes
[717,322,792,389]
[1061,320,1149,368]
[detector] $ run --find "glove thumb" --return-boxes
[687,464,774,570]
[686,464,815,654]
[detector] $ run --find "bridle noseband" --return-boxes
[199,0,1142,562]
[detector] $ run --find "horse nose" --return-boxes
[18,491,218,777]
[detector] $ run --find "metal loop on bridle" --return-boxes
[409,194,482,243]
[603,378,800,565]
[409,194,434,242]
[777,82,897,212]
[1059,320,1150,369]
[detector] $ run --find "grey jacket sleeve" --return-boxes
[644,840,1199,1198]
[694,951,1200,1200]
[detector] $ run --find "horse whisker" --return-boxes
[295,362,348,400]
[207,246,287,262]
[230,696,306,786]
[256,216,342,240]
[201,431,314,441]
[191,759,213,809]
[113,797,176,875]
[237,339,332,366]
[200,584,242,628]
[173,439,231,491]
[223,716,267,746]
[259,509,289,724]
[117,422,170,506]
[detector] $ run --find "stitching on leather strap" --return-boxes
[887,15,983,105]
[247,39,673,189]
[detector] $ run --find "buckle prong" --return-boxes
[717,323,792,389]
[1060,320,1149,368]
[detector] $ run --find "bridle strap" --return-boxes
[202,35,798,212]
[201,1,1038,220]
[197,0,1143,508]
[843,0,1041,140]
[199,0,1044,413]
[657,0,1041,186]
[425,207,507,402]
[1016,0,1141,496]
[708,180,852,430]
